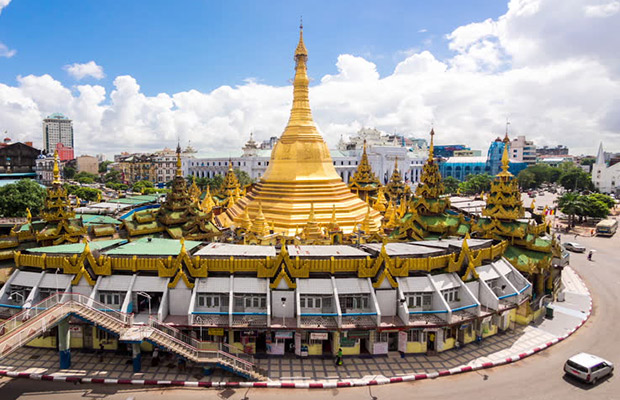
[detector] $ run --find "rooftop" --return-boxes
[104,237,201,256]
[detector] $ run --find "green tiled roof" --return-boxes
[79,214,122,225]
[28,239,126,254]
[504,245,548,266]
[104,237,201,256]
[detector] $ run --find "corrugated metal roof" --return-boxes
[399,276,433,293]
[195,243,276,257]
[39,273,73,289]
[431,273,461,291]
[476,264,500,281]
[362,243,443,257]
[196,277,230,293]
[133,276,169,292]
[98,275,132,291]
[233,277,267,294]
[10,271,42,287]
[298,279,334,294]
[287,245,370,257]
[335,278,371,294]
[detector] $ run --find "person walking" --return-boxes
[588,250,593,261]
[335,348,343,366]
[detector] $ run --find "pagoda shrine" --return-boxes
[219,25,382,235]
[348,140,381,202]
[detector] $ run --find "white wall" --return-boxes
[271,290,295,318]
[375,289,396,316]
[169,287,192,316]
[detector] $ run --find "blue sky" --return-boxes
[0,0,507,95]
[0,0,618,157]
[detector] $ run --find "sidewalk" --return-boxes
[0,267,591,388]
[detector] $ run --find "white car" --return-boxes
[564,353,614,384]
[564,242,586,253]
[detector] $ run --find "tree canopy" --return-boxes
[0,179,47,218]
[443,176,460,195]
[458,174,493,195]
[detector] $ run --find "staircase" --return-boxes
[0,293,267,381]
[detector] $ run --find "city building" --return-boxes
[55,142,74,162]
[537,155,575,168]
[433,144,470,158]
[592,143,620,195]
[0,141,41,174]
[42,113,74,156]
[439,136,527,181]
[536,145,569,156]
[76,155,99,175]
[509,135,536,166]
[112,146,194,185]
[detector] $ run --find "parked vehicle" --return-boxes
[564,353,614,384]
[564,242,586,253]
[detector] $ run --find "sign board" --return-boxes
[242,330,257,336]
[310,332,329,341]
[275,331,294,339]
[70,326,82,337]
[347,330,369,339]
[340,337,356,347]
[208,328,224,336]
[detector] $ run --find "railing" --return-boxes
[0,292,265,379]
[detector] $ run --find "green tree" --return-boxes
[235,169,254,188]
[557,192,585,227]
[106,182,129,191]
[583,196,610,220]
[580,157,595,167]
[132,180,155,193]
[64,185,101,202]
[74,171,98,184]
[458,174,493,195]
[443,176,460,194]
[588,193,615,209]
[517,169,536,190]
[0,179,47,217]
[63,166,76,180]
[99,160,113,173]
[104,169,122,184]
[558,167,594,192]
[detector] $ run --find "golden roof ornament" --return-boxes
[386,157,405,202]
[201,186,216,213]
[349,140,380,199]
[189,176,201,202]
[302,203,323,239]
[251,202,268,237]
[373,186,388,213]
[175,142,183,177]
[240,208,252,231]
[327,204,340,232]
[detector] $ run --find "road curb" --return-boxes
[0,269,592,389]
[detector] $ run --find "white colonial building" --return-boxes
[187,128,428,185]
[592,143,620,195]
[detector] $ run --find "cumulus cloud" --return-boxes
[0,0,11,15]
[0,0,619,159]
[63,61,105,80]
[584,1,620,17]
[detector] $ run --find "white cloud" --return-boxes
[584,1,620,17]
[0,0,11,15]
[418,29,427,33]
[0,42,15,58]
[63,61,105,80]
[0,0,619,159]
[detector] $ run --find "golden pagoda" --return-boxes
[473,134,556,297]
[35,150,87,245]
[348,140,380,201]
[412,128,450,215]
[220,24,382,235]
[385,158,405,203]
[216,160,241,207]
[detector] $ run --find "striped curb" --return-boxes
[0,269,593,389]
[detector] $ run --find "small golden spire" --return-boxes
[498,136,512,177]
[175,142,183,177]
[201,186,215,213]
[428,128,435,161]
[52,149,61,185]
[240,208,252,231]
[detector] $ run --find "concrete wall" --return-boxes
[375,289,396,316]
[271,290,295,318]
[169,286,191,316]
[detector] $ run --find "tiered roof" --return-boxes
[348,140,380,200]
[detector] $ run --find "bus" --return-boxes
[596,219,618,237]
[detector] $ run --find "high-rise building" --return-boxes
[42,113,74,157]
[510,135,536,166]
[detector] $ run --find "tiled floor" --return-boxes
[0,267,590,383]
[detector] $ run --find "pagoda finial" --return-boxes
[175,141,182,177]
[504,120,510,143]
[499,136,511,176]
[52,149,61,185]
[428,128,435,161]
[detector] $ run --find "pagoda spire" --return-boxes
[349,139,380,201]
[52,149,61,185]
[175,142,183,177]
[428,128,435,161]
[279,22,322,142]
[498,135,512,177]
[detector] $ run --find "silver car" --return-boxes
[564,242,586,253]
[564,353,614,384]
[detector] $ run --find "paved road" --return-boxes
[1,232,618,400]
